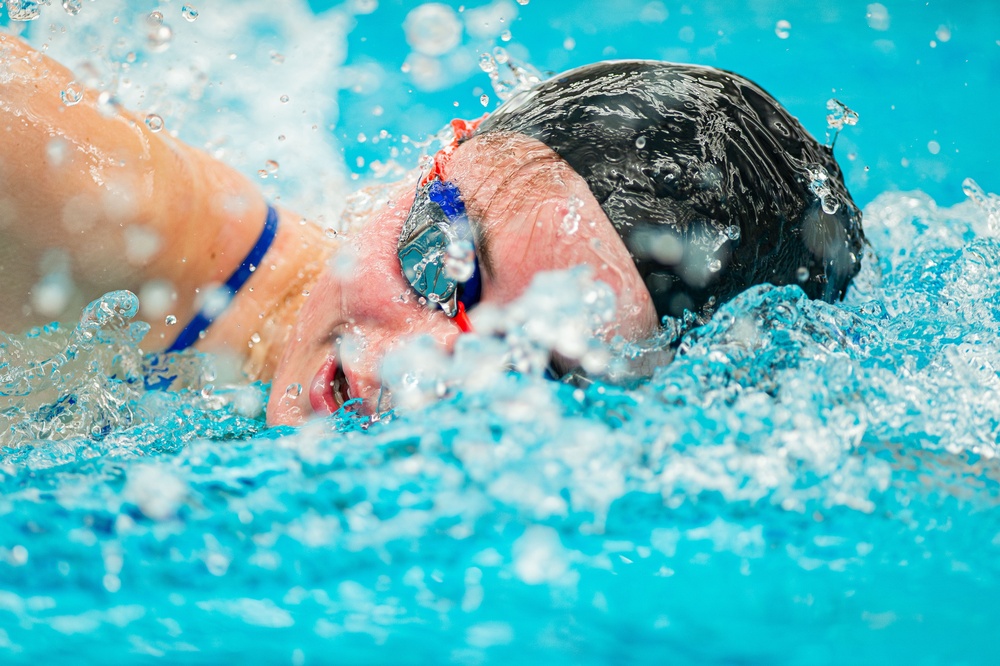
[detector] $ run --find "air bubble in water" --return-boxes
[635,136,647,149]
[7,0,42,21]
[62,0,82,16]
[480,94,490,107]
[796,266,810,282]
[61,84,83,106]
[147,10,163,26]
[285,383,303,398]
[165,314,177,326]
[708,259,723,273]
[181,4,199,21]
[724,225,741,241]
[775,20,791,39]
[280,94,289,103]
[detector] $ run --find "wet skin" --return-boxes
[266,132,659,425]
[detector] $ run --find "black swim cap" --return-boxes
[476,60,865,321]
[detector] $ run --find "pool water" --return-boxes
[2,1,1000,663]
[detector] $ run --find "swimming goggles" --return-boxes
[397,117,485,333]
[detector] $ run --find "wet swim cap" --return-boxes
[476,60,865,321]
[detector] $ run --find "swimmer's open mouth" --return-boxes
[309,354,351,414]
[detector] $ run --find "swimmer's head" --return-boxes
[269,60,866,426]
[475,60,865,321]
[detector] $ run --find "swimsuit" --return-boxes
[165,203,279,352]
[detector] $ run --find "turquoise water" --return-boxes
[3,1,1000,663]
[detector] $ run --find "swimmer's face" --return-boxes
[267,133,659,425]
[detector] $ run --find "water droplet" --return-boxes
[796,266,810,282]
[147,24,173,53]
[480,94,490,107]
[635,135,647,149]
[147,11,163,26]
[826,99,859,132]
[934,24,951,43]
[516,0,529,5]
[181,4,199,21]
[278,134,286,141]
[500,30,512,42]
[927,140,941,155]
[866,3,890,31]
[270,51,285,64]
[279,94,290,103]
[165,314,177,326]
[265,159,279,174]
[352,0,379,13]
[257,169,268,179]
[60,84,83,107]
[145,113,164,133]
[285,383,303,398]
[563,37,576,51]
[493,47,509,65]
[708,259,722,273]
[445,240,476,281]
[774,19,791,39]
[7,0,42,21]
[807,166,840,214]
[250,332,261,344]
[724,225,741,241]
[561,196,583,235]
[46,138,68,166]
[478,53,497,74]
[62,0,82,16]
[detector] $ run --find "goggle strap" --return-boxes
[453,301,474,333]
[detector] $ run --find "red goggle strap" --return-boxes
[419,115,488,188]
[452,301,474,334]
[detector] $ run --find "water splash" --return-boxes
[3,192,1000,661]
[825,98,859,147]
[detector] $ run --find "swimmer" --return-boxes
[0,35,864,425]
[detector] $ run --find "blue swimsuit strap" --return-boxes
[165,204,279,353]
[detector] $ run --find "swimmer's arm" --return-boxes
[0,33,267,333]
